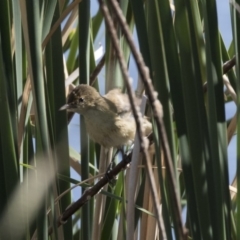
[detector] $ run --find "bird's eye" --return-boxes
[78,97,84,103]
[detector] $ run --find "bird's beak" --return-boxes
[59,104,70,111]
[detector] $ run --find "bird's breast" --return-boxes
[83,110,136,148]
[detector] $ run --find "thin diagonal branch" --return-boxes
[90,53,105,85]
[98,0,167,239]
[47,133,155,236]
[108,0,187,239]
[47,153,129,235]
[203,55,236,92]
[223,55,236,74]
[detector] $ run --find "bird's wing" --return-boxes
[104,89,133,117]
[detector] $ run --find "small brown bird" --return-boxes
[60,84,152,148]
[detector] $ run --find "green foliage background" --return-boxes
[0,0,239,239]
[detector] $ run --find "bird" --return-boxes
[60,84,152,148]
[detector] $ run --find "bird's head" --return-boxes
[60,84,101,114]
